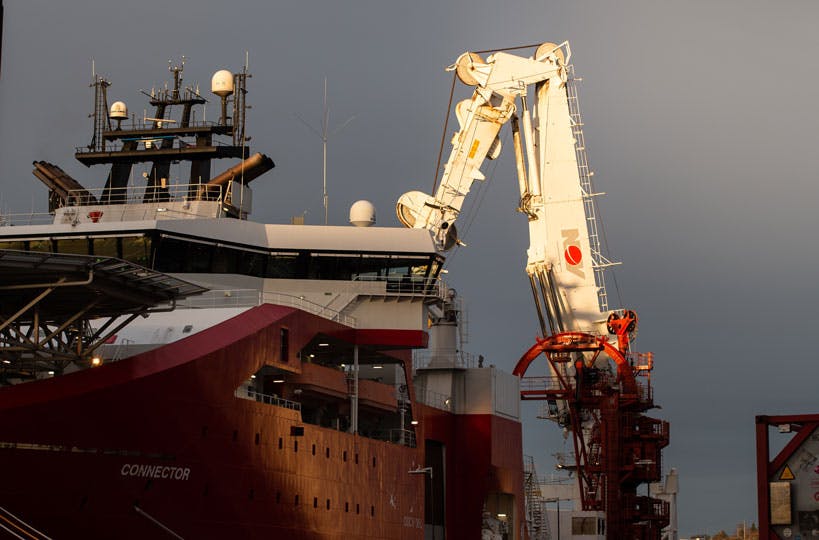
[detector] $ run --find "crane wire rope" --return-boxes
[432,43,543,194]
[589,176,625,310]
[433,44,539,262]
[431,71,458,194]
[443,129,510,267]
[473,43,545,55]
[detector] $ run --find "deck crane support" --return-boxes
[397,42,670,539]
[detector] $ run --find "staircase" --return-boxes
[524,455,551,540]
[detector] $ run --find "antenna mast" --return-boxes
[322,78,328,225]
[296,79,354,225]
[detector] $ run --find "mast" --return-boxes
[0,0,4,80]
[71,60,270,215]
[33,60,274,220]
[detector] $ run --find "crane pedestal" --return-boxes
[514,332,670,540]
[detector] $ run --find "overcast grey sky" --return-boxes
[2,1,819,535]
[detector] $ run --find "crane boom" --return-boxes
[397,42,610,335]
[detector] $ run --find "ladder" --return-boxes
[524,456,551,540]
[565,64,619,313]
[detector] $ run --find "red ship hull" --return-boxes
[0,304,525,539]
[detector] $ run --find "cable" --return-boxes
[432,72,458,194]
[473,43,543,55]
[444,130,510,267]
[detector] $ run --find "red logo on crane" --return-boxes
[564,245,583,266]
[561,229,586,279]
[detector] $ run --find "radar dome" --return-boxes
[110,101,128,119]
[349,200,376,227]
[211,70,235,97]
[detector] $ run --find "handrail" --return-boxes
[64,182,224,207]
[414,385,453,411]
[171,289,359,327]
[263,292,357,327]
[236,387,302,411]
[413,350,482,370]
[353,274,446,299]
[0,504,53,540]
[0,212,55,227]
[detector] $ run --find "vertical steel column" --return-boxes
[351,344,359,434]
[755,416,771,539]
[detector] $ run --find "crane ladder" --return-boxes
[565,65,619,313]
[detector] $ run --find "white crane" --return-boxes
[397,45,671,536]
[397,42,620,337]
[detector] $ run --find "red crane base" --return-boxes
[514,332,670,540]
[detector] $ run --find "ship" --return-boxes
[0,58,527,539]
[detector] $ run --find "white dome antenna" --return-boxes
[349,200,376,227]
[211,69,234,125]
[109,101,128,130]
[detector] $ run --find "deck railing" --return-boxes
[63,183,225,207]
[236,387,302,412]
[413,350,481,370]
[413,385,453,411]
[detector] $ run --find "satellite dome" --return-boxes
[211,70,235,97]
[349,200,376,227]
[109,101,128,119]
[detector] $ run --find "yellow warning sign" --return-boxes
[779,465,795,481]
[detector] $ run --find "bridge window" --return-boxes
[28,239,53,252]
[265,253,300,278]
[55,238,89,255]
[121,236,152,266]
[0,241,25,251]
[92,237,119,257]
[151,234,440,282]
[212,246,240,273]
